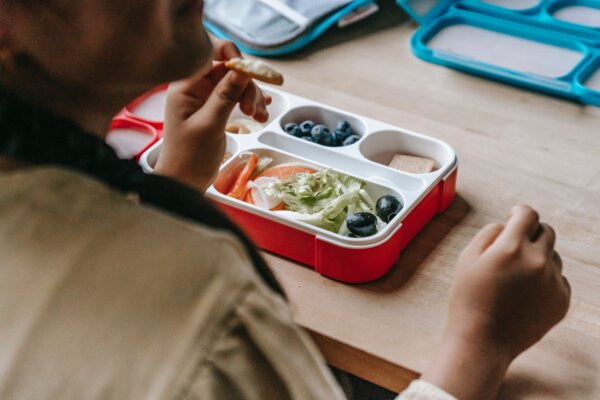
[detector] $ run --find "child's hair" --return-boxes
[0,87,284,295]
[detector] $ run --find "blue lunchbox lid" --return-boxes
[397,0,600,106]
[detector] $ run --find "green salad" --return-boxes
[265,169,379,234]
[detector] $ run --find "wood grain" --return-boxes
[256,3,600,398]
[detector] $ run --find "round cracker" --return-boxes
[225,58,284,86]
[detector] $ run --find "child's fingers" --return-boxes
[253,102,269,123]
[562,275,571,298]
[239,84,258,117]
[552,251,563,274]
[177,63,228,100]
[240,84,269,123]
[166,64,231,121]
[213,39,242,61]
[532,223,556,255]
[252,86,269,122]
[166,79,214,115]
[463,223,505,258]
[498,205,540,245]
[193,70,251,127]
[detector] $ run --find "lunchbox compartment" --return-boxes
[226,87,289,135]
[106,119,159,161]
[212,148,408,244]
[212,148,408,235]
[279,105,368,145]
[139,135,240,173]
[359,129,455,175]
[258,131,427,192]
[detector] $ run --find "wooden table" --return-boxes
[261,2,600,398]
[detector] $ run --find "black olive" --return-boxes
[346,212,378,237]
[376,195,402,223]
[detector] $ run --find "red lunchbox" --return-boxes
[122,85,458,283]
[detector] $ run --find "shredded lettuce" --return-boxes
[266,169,377,234]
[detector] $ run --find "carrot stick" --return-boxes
[227,153,258,200]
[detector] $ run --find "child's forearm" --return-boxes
[421,332,511,400]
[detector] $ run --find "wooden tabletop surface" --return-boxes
[259,2,600,398]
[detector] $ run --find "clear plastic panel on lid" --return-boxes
[552,5,600,28]
[426,24,585,78]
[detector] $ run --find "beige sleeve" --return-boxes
[187,284,348,400]
[396,380,457,400]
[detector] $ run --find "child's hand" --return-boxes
[422,205,570,400]
[155,40,271,192]
[212,40,272,123]
[449,205,570,358]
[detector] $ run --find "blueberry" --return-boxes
[311,124,331,144]
[322,131,336,147]
[345,233,358,238]
[300,120,315,136]
[284,122,298,134]
[334,128,353,143]
[330,137,344,147]
[302,136,315,143]
[336,120,353,134]
[346,212,378,237]
[286,126,303,138]
[342,134,361,146]
[376,195,403,223]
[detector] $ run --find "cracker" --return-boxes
[225,58,284,86]
[389,154,436,174]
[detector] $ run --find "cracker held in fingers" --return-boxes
[225,58,284,86]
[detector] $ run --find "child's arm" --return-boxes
[417,205,570,400]
[155,40,270,193]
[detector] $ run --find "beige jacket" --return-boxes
[0,168,454,400]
